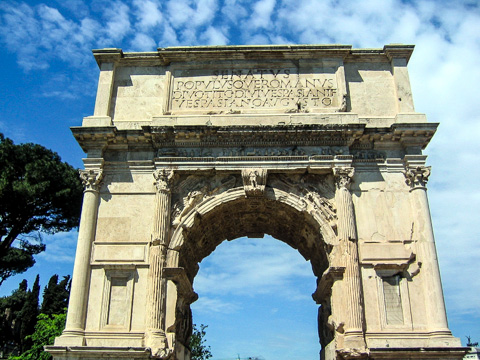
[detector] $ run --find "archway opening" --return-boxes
[168,187,336,358]
[191,235,321,360]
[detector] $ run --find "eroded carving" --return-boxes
[242,168,267,197]
[157,145,346,158]
[333,167,355,190]
[79,169,103,191]
[338,94,347,112]
[269,173,337,225]
[172,174,238,226]
[403,166,431,189]
[153,169,175,192]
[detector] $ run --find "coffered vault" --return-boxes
[47,45,465,360]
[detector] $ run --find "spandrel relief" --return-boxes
[269,173,337,223]
[171,174,240,227]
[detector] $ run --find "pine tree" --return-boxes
[0,134,83,285]
[41,275,70,315]
[19,275,40,352]
[0,279,29,356]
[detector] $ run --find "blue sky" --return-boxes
[0,0,479,359]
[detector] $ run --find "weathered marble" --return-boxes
[47,45,465,360]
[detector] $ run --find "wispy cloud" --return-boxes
[36,231,78,264]
[194,238,315,301]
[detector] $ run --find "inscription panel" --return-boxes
[169,66,341,113]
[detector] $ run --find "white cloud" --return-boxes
[130,32,157,50]
[191,296,240,314]
[220,0,248,23]
[249,0,276,29]
[159,22,179,46]
[36,231,78,264]
[54,0,90,17]
[166,0,195,28]
[194,237,314,301]
[200,26,228,45]
[101,1,131,44]
[133,0,163,30]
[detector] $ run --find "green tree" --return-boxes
[11,312,66,360]
[189,324,212,360]
[0,276,41,355]
[0,133,83,285]
[0,279,28,355]
[18,275,40,352]
[40,275,70,316]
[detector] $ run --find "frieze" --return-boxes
[157,146,346,158]
[351,149,386,161]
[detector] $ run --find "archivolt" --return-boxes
[167,186,338,280]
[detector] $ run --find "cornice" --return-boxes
[71,122,436,153]
[91,44,415,68]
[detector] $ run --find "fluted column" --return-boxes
[404,165,449,331]
[333,167,366,351]
[57,168,103,345]
[145,169,174,356]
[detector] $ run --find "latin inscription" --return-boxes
[171,68,338,110]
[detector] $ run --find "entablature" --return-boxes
[72,122,437,159]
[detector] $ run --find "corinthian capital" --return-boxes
[153,169,175,193]
[333,167,355,190]
[404,166,431,189]
[79,169,103,192]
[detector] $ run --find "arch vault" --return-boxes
[47,45,465,360]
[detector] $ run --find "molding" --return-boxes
[91,44,415,68]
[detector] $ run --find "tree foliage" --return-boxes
[0,134,83,285]
[0,274,70,358]
[0,276,40,355]
[41,275,70,316]
[189,324,212,360]
[10,312,66,360]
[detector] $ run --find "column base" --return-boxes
[337,330,369,359]
[46,346,151,360]
[54,330,86,346]
[144,330,172,358]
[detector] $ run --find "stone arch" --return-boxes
[168,186,337,272]
[51,44,464,360]
[164,179,341,355]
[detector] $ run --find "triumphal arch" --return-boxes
[47,45,465,360]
